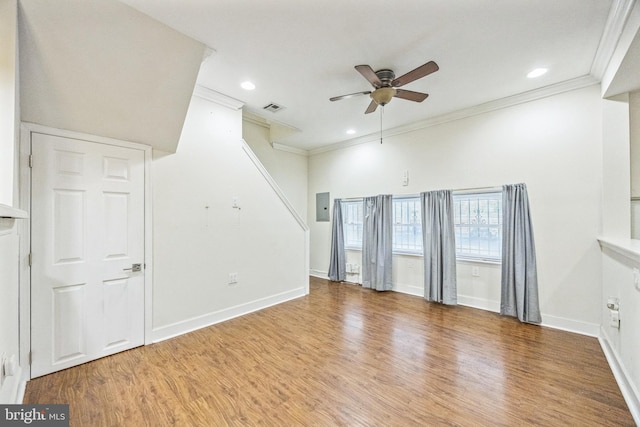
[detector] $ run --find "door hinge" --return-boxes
[28,253,32,267]
[29,154,33,168]
[28,351,32,365]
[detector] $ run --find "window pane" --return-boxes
[392,197,422,253]
[342,200,363,249]
[453,192,502,261]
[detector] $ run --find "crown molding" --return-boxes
[201,46,216,63]
[591,0,636,80]
[193,84,244,110]
[310,75,599,156]
[242,117,308,155]
[271,142,308,156]
[242,111,270,128]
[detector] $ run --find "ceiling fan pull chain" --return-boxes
[380,105,384,144]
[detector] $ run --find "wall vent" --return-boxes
[263,102,285,113]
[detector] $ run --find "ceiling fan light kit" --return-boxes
[371,87,397,106]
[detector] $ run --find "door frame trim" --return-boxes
[19,123,154,379]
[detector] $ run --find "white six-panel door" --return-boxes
[31,132,145,378]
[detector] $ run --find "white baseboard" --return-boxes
[152,287,307,343]
[309,269,328,280]
[540,313,600,337]
[393,285,423,298]
[457,295,500,313]
[599,329,640,425]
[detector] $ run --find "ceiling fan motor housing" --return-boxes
[375,69,396,87]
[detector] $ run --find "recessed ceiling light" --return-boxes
[527,68,548,79]
[346,129,356,135]
[241,81,256,90]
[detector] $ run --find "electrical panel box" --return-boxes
[316,192,330,222]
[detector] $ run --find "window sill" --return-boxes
[346,248,422,256]
[456,257,501,266]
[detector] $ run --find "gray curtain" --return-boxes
[362,195,393,291]
[328,199,346,282]
[501,183,541,324]
[421,190,457,305]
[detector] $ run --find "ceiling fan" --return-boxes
[330,61,439,114]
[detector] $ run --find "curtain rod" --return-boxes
[452,185,503,194]
[338,185,502,202]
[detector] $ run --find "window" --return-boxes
[341,197,423,253]
[392,197,422,254]
[453,192,502,261]
[342,200,363,249]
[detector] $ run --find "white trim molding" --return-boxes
[309,269,328,280]
[591,0,637,80]
[193,85,244,110]
[598,236,640,263]
[600,331,640,425]
[271,142,308,156]
[540,314,600,337]
[241,139,308,232]
[0,204,27,219]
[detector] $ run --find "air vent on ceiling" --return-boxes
[263,102,285,113]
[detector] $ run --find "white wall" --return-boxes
[0,0,18,205]
[151,95,308,340]
[242,119,308,220]
[309,85,604,334]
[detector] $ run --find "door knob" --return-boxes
[123,263,142,272]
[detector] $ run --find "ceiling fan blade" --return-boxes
[355,65,382,88]
[391,61,439,88]
[394,89,429,103]
[329,91,372,102]
[365,99,378,114]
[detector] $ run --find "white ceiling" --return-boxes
[119,0,614,151]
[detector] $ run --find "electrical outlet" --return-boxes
[472,266,480,277]
[228,273,238,285]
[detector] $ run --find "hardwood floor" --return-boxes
[24,277,634,426]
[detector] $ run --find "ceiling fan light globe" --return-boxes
[371,87,397,105]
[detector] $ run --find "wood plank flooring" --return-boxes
[24,277,634,426]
